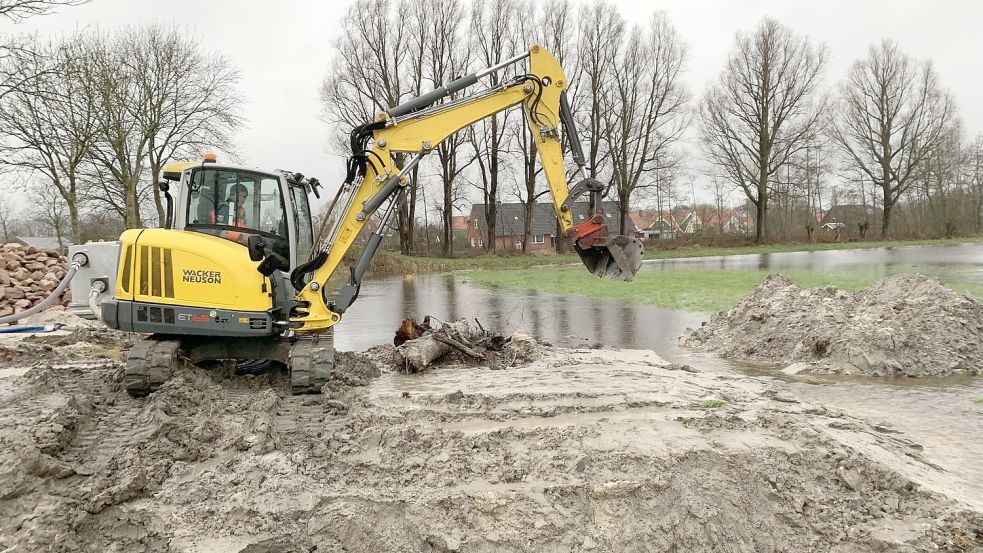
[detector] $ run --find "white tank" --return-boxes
[67,241,121,319]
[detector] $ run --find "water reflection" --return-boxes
[335,272,705,354]
[338,243,983,352]
[645,242,983,285]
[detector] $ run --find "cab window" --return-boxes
[187,168,290,260]
[289,183,314,267]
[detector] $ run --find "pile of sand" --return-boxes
[681,273,983,376]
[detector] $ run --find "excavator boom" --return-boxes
[290,44,643,334]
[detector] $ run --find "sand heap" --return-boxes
[681,273,983,376]
[0,243,71,318]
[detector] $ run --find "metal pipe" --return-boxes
[476,51,530,78]
[386,51,530,120]
[387,73,480,119]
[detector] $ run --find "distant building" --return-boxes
[465,202,636,251]
[629,210,679,240]
[677,211,703,234]
[702,209,755,235]
[820,205,881,237]
[14,236,71,255]
[450,215,468,231]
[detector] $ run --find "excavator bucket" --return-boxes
[575,234,645,281]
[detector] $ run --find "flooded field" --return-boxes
[336,243,983,510]
[337,242,983,352]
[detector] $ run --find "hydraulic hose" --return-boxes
[0,262,79,325]
[88,282,105,322]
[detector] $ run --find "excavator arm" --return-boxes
[290,44,643,333]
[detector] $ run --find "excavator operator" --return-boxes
[213,183,248,241]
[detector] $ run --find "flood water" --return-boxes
[336,242,983,506]
[336,242,983,353]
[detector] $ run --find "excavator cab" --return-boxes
[166,158,316,272]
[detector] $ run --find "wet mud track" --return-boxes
[0,347,981,552]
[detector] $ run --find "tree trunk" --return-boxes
[555,218,564,253]
[522,201,533,253]
[881,197,893,239]
[126,180,142,229]
[397,189,411,255]
[754,199,766,244]
[619,202,629,236]
[407,167,418,253]
[68,201,80,244]
[485,116,499,252]
[441,191,452,258]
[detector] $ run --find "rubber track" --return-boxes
[288,330,334,395]
[124,337,182,397]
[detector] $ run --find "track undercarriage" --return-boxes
[123,331,335,397]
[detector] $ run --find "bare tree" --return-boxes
[80,26,243,229]
[82,31,152,228]
[131,26,243,224]
[574,1,622,181]
[970,134,983,233]
[411,0,474,257]
[0,0,86,21]
[918,123,966,237]
[700,18,828,243]
[604,12,690,235]
[831,40,954,237]
[507,1,544,253]
[29,181,70,249]
[0,195,15,240]
[468,0,522,251]
[0,34,95,242]
[709,172,731,237]
[1,0,88,103]
[321,0,422,253]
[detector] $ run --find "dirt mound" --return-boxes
[681,273,983,376]
[1,345,980,551]
[0,323,135,367]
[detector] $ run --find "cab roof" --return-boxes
[161,161,281,182]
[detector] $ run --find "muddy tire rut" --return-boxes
[0,346,981,552]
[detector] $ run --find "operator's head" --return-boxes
[228,183,248,203]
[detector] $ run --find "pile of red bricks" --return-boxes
[0,243,70,317]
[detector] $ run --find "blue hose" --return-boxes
[0,325,52,333]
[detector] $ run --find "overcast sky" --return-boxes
[3,0,981,211]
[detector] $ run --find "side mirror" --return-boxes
[247,235,266,262]
[256,251,291,277]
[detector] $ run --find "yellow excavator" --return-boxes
[71,44,643,396]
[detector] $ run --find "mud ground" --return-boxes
[0,320,980,552]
